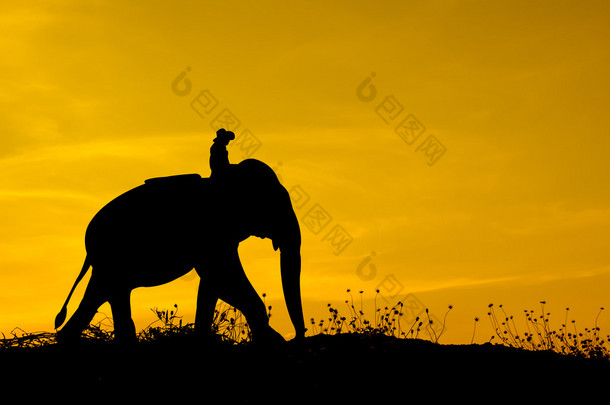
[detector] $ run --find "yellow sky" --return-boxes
[1,0,609,343]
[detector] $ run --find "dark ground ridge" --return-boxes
[1,333,608,402]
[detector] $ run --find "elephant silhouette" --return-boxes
[54,134,305,344]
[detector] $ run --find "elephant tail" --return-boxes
[54,256,91,330]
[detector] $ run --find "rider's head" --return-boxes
[216,128,235,143]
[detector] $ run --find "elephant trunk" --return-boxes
[281,247,305,340]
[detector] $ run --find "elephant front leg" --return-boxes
[196,246,285,344]
[194,274,219,339]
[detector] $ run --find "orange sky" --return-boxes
[1,0,609,343]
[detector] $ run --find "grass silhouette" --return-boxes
[1,292,608,362]
[0,301,251,348]
[308,289,453,343]
[485,302,608,359]
[1,293,608,402]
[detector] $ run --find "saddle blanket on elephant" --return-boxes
[144,173,204,185]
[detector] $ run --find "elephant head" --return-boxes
[221,159,305,339]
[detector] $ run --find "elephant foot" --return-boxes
[112,332,138,345]
[55,328,82,345]
[112,321,138,344]
[251,326,285,345]
[194,326,223,343]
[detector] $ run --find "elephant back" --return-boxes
[84,178,211,263]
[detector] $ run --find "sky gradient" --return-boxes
[1,0,609,343]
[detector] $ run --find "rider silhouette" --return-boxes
[210,128,235,179]
[144,128,235,186]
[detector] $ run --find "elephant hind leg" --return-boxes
[56,276,107,343]
[109,290,137,343]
